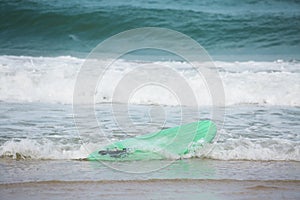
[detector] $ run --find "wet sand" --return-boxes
[1,159,300,200]
[1,179,299,200]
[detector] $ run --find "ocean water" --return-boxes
[1,0,300,59]
[0,0,300,199]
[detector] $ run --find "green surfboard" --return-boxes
[87,120,216,161]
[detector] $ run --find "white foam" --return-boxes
[205,138,300,161]
[0,55,81,104]
[0,55,299,106]
[0,138,97,160]
[1,137,299,161]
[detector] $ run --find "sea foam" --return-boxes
[0,55,299,106]
[1,137,299,161]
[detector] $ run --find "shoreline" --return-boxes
[1,179,299,200]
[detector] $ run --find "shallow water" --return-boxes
[1,159,300,183]
[0,103,299,161]
[1,159,300,200]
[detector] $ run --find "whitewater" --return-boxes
[0,55,299,106]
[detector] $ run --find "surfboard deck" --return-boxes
[87,120,216,161]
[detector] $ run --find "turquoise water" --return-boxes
[1,0,299,59]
